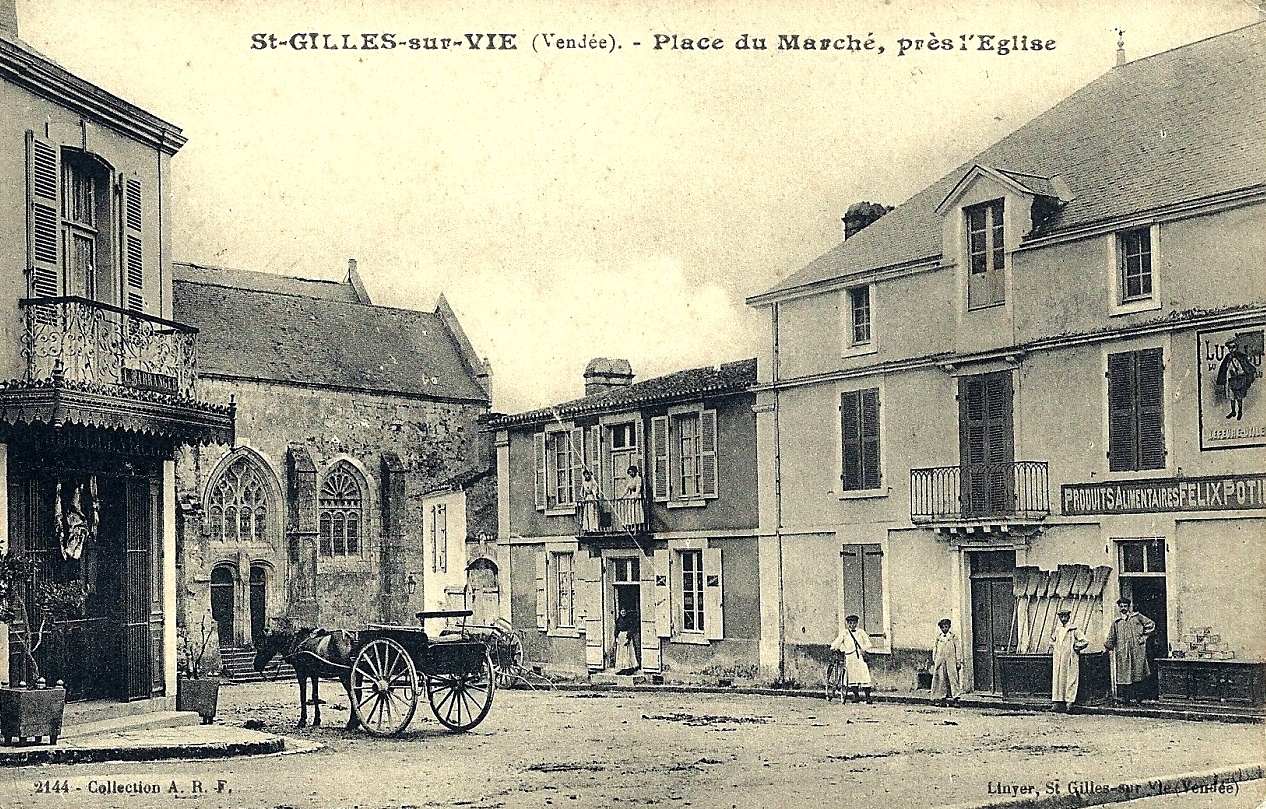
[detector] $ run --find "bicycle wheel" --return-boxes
[824,660,845,702]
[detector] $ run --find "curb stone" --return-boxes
[0,735,285,767]
[943,763,1264,809]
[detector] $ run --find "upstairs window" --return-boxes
[430,502,448,573]
[208,454,271,544]
[840,388,881,491]
[966,199,1005,309]
[1119,228,1153,302]
[534,427,587,510]
[650,408,718,504]
[319,463,364,557]
[849,286,872,346]
[1107,348,1166,472]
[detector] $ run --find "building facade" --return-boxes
[0,11,233,702]
[169,262,491,659]
[491,359,761,680]
[747,25,1266,700]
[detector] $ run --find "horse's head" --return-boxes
[253,627,295,673]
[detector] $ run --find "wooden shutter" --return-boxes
[634,418,645,479]
[653,548,671,637]
[841,391,861,490]
[640,555,662,672]
[841,545,863,627]
[860,389,881,490]
[124,177,144,311]
[700,409,718,498]
[578,553,605,671]
[533,433,546,509]
[437,503,447,573]
[861,544,884,636]
[26,131,60,298]
[568,427,583,505]
[124,477,154,700]
[585,425,600,493]
[1137,348,1166,470]
[534,549,547,630]
[703,547,723,640]
[1107,352,1138,471]
[650,416,669,502]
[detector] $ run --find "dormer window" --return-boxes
[966,199,1005,309]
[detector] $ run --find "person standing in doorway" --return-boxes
[1104,597,1156,705]
[1050,608,1089,712]
[614,607,640,674]
[930,618,963,706]
[830,614,874,704]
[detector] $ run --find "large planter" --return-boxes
[177,678,220,724]
[0,685,66,745]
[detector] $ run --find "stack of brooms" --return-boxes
[1009,564,1112,653]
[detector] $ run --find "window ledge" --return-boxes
[547,627,582,639]
[1110,298,1162,317]
[543,506,577,517]
[838,487,888,501]
[671,632,711,646]
[1100,467,1172,481]
[966,301,1006,313]
[666,499,708,509]
[842,343,878,359]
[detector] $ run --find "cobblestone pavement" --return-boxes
[0,682,1260,809]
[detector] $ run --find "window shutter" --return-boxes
[430,506,438,573]
[578,553,605,671]
[639,559,662,672]
[650,416,670,502]
[124,177,144,311]
[653,548,672,637]
[700,409,718,498]
[535,549,547,630]
[437,503,447,573]
[860,389,881,490]
[585,425,600,493]
[861,544,884,637]
[25,131,60,298]
[841,391,862,490]
[841,546,864,626]
[533,433,546,510]
[1107,352,1138,471]
[634,418,645,479]
[569,426,584,505]
[703,546,723,640]
[1137,348,1166,470]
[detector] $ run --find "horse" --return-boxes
[253,626,360,730]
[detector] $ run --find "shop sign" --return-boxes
[1061,473,1266,516]
[1199,326,1265,450]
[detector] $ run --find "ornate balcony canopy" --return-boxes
[910,461,1050,534]
[0,297,234,445]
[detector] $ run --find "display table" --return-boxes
[1156,658,1266,707]
[996,652,1110,703]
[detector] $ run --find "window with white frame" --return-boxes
[534,427,584,510]
[553,551,575,628]
[1118,228,1153,302]
[650,408,718,504]
[679,549,705,633]
[430,502,448,573]
[965,198,1006,309]
[848,286,872,346]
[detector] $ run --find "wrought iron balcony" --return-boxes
[910,461,1050,525]
[576,496,649,537]
[21,296,198,399]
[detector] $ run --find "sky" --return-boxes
[15,0,1263,412]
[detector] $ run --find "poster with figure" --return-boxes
[1199,326,1265,450]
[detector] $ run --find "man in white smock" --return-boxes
[1050,608,1089,712]
[830,614,874,704]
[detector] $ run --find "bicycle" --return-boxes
[823,653,848,703]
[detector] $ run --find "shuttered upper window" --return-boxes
[1107,348,1166,471]
[650,408,718,504]
[840,388,881,491]
[534,427,593,510]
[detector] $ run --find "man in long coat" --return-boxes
[1051,608,1089,711]
[830,614,873,704]
[931,618,963,705]
[1104,597,1156,704]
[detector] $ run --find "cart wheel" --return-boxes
[351,637,418,736]
[490,629,524,688]
[426,653,495,732]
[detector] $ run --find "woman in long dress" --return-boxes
[615,608,640,674]
[830,614,873,703]
[622,465,646,527]
[579,469,600,531]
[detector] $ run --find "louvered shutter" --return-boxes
[703,547,723,640]
[958,377,988,516]
[653,548,671,637]
[1107,352,1138,471]
[640,553,662,672]
[26,131,60,298]
[533,433,546,510]
[578,553,605,670]
[1137,348,1166,470]
[860,389,881,490]
[534,549,547,630]
[984,373,1014,513]
[568,427,584,505]
[700,409,718,498]
[633,419,645,478]
[841,546,863,626]
[650,416,669,502]
[861,544,884,636]
[585,425,600,493]
[841,391,861,490]
[124,177,144,311]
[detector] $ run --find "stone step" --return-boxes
[62,710,200,740]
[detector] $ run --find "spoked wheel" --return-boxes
[489,629,524,688]
[350,637,419,736]
[426,653,496,732]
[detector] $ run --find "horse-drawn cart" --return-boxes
[348,610,496,736]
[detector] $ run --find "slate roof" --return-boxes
[172,267,489,403]
[490,358,757,428]
[754,23,1266,300]
[173,262,361,303]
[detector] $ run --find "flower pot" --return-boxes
[0,685,67,745]
[916,671,933,691]
[177,678,220,724]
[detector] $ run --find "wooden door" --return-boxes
[123,477,152,701]
[249,566,267,646]
[959,372,1015,517]
[969,551,1015,693]
[210,566,235,648]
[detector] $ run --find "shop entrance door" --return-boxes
[969,550,1016,693]
[611,557,641,673]
[1117,538,1168,700]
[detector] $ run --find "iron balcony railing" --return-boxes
[910,461,1050,524]
[576,496,649,537]
[20,296,200,400]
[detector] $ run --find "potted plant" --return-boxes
[915,661,933,691]
[0,553,86,745]
[176,613,220,724]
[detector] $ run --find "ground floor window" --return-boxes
[553,551,575,628]
[679,549,704,633]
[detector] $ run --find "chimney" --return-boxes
[583,358,634,396]
[345,257,371,304]
[1115,29,1127,67]
[842,201,893,241]
[0,0,17,40]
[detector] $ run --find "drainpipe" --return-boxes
[772,302,786,680]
